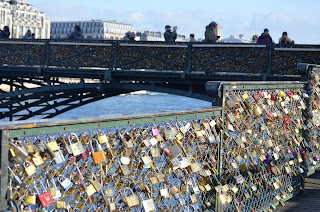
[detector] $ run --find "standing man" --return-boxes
[257,28,273,44]
[68,25,84,40]
[204,21,220,42]
[164,25,177,42]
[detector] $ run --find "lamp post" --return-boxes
[9,0,18,39]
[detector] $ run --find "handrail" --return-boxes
[0,40,319,76]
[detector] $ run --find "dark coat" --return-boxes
[68,30,84,40]
[257,33,273,44]
[164,30,177,42]
[0,30,10,39]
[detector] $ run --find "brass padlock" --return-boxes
[124,188,139,208]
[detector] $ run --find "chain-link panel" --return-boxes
[6,110,222,212]
[220,84,310,212]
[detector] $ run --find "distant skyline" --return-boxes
[30,0,320,44]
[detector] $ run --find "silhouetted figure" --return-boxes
[0,26,10,39]
[68,25,84,40]
[279,32,294,45]
[31,33,36,39]
[164,25,177,42]
[204,21,219,42]
[123,31,131,40]
[190,34,196,42]
[23,30,32,39]
[130,32,136,41]
[257,28,273,44]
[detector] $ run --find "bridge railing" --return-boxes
[0,39,320,77]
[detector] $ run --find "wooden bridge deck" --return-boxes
[276,169,320,212]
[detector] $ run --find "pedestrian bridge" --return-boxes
[0,39,319,120]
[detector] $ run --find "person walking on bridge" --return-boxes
[164,25,177,42]
[68,25,84,40]
[257,28,273,44]
[204,21,220,42]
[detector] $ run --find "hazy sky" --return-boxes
[30,0,320,44]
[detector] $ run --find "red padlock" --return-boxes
[253,94,260,101]
[268,113,274,118]
[270,94,277,101]
[163,147,170,155]
[287,91,294,98]
[302,154,307,160]
[36,181,54,208]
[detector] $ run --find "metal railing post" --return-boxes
[0,130,9,210]
[112,41,119,70]
[44,39,51,68]
[264,44,273,81]
[186,42,193,73]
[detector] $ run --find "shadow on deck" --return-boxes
[276,169,320,212]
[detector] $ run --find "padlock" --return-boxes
[97,131,109,144]
[152,128,159,136]
[20,203,32,212]
[107,198,116,211]
[90,138,106,164]
[124,188,139,208]
[25,139,35,154]
[56,200,67,209]
[10,140,28,164]
[150,147,160,158]
[160,184,170,198]
[142,195,156,212]
[35,182,54,208]
[47,137,60,151]
[85,184,97,196]
[24,189,36,205]
[190,157,201,173]
[54,148,65,164]
[46,178,58,198]
[32,152,45,167]
[68,133,85,156]
[24,161,37,176]
[90,177,103,192]
[58,175,73,191]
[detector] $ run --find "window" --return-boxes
[18,26,23,38]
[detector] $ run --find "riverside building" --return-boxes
[0,0,50,39]
[50,20,134,40]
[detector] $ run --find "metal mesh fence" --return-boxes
[4,110,221,211]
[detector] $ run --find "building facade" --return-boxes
[0,0,50,39]
[50,20,134,40]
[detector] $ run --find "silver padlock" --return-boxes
[58,175,73,191]
[54,149,65,164]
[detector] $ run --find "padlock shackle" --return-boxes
[68,133,80,145]
[9,141,28,157]
[89,138,101,152]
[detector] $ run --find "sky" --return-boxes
[30,0,320,44]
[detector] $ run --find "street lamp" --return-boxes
[9,0,18,39]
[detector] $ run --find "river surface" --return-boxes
[50,91,212,122]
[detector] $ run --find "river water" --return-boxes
[50,91,212,122]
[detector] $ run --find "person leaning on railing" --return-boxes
[204,21,220,42]
[279,31,295,45]
[257,28,273,44]
[0,26,10,39]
